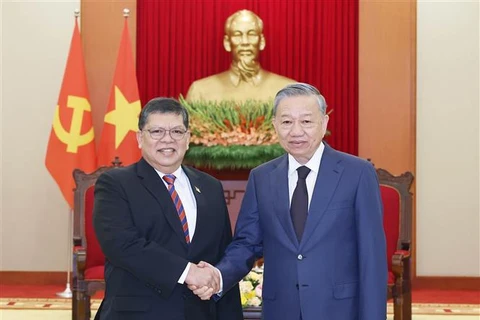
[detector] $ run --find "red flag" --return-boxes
[97,18,142,166]
[45,17,97,209]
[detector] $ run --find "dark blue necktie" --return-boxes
[291,166,311,241]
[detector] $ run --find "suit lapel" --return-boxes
[301,145,344,246]
[136,159,187,246]
[183,167,206,209]
[271,155,299,246]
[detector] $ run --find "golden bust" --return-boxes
[186,10,296,103]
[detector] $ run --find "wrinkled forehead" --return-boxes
[276,95,324,116]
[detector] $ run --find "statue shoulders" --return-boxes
[186,71,232,101]
[185,69,297,102]
[190,71,231,87]
[260,70,296,86]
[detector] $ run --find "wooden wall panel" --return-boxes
[81,0,137,146]
[358,0,416,176]
[358,0,417,277]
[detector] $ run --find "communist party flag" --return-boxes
[45,17,97,209]
[97,17,142,167]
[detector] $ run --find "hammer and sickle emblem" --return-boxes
[53,95,94,153]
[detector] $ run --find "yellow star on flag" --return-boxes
[104,86,141,148]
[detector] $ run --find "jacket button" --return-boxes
[297,254,303,260]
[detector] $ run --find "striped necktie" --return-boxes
[163,174,190,243]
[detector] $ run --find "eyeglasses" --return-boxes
[143,127,188,141]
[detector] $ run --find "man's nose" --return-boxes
[160,131,175,142]
[240,33,249,44]
[289,122,305,136]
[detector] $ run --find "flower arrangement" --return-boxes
[180,97,285,170]
[180,97,331,170]
[239,265,264,307]
[182,98,277,147]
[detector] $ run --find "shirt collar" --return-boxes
[288,142,325,177]
[155,166,185,184]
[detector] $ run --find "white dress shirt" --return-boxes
[155,167,197,284]
[288,142,325,209]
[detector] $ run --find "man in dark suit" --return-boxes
[93,97,243,320]
[192,83,387,320]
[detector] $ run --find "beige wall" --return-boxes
[1,0,80,271]
[1,1,479,278]
[416,0,479,276]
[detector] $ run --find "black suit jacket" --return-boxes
[93,158,242,320]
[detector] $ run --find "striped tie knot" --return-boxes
[163,174,176,185]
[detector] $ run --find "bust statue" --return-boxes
[186,9,296,103]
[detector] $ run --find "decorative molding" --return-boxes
[203,169,251,181]
[0,272,67,285]
[377,168,414,187]
[223,189,246,205]
[413,276,480,291]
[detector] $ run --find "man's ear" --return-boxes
[223,36,232,52]
[272,118,277,132]
[322,115,329,134]
[136,131,143,149]
[259,34,266,51]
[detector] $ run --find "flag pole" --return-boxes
[55,8,80,299]
[56,207,73,298]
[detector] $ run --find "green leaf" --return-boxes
[184,144,286,170]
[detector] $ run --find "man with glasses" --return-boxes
[93,97,242,320]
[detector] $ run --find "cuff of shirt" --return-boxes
[178,262,192,284]
[214,266,223,295]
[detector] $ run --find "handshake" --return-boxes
[185,261,221,300]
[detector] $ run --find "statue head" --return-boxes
[223,10,266,73]
[185,9,296,102]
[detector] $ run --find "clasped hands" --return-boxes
[185,261,220,300]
